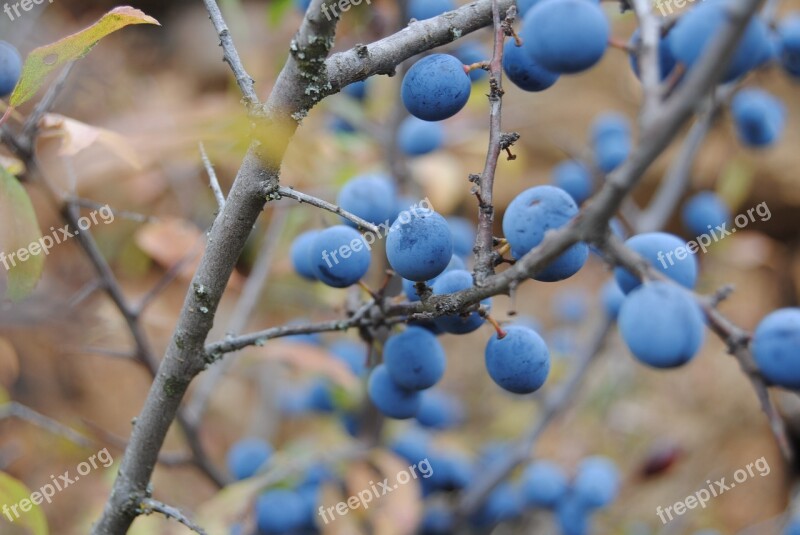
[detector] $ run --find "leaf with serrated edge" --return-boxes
[10,7,160,107]
[0,167,43,301]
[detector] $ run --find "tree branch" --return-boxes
[275,186,380,233]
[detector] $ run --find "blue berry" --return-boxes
[552,161,592,204]
[256,489,306,534]
[669,2,771,82]
[398,116,445,156]
[402,54,472,121]
[573,456,621,509]
[778,14,800,77]
[329,339,367,376]
[328,115,357,135]
[502,39,559,92]
[290,230,320,281]
[390,428,431,464]
[431,270,490,334]
[426,451,474,491]
[522,0,609,74]
[731,88,786,148]
[553,289,589,323]
[517,0,542,16]
[421,506,454,535]
[502,185,588,282]
[618,282,705,368]
[556,493,593,535]
[226,438,272,480]
[601,280,625,319]
[752,308,800,389]
[455,42,489,82]
[384,326,446,390]
[613,232,698,294]
[408,0,454,20]
[342,79,368,101]
[592,113,631,173]
[521,460,569,507]
[485,326,550,394]
[628,28,677,81]
[681,191,731,237]
[367,364,421,419]
[387,210,453,282]
[0,41,21,97]
[415,389,463,429]
[309,225,371,288]
[403,255,466,302]
[470,482,524,527]
[308,378,335,412]
[785,515,800,535]
[337,173,398,227]
[447,216,476,258]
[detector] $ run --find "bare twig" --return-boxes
[20,62,76,145]
[201,0,259,108]
[276,186,380,233]
[199,142,226,210]
[139,498,208,535]
[0,402,92,448]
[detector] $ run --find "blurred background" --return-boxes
[1,0,800,533]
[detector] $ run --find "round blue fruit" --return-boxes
[402,54,472,121]
[552,160,592,204]
[329,339,367,376]
[573,456,621,509]
[387,210,453,282]
[591,113,631,173]
[669,2,771,82]
[556,493,593,535]
[613,232,698,294]
[342,79,368,100]
[502,185,588,282]
[328,115,357,135]
[337,173,398,227]
[455,42,489,82]
[502,39,559,92]
[447,216,476,258]
[290,230,320,281]
[785,515,800,535]
[731,88,786,148]
[256,489,306,534]
[398,116,445,156]
[426,451,474,491]
[308,378,335,412]
[420,506,454,535]
[402,255,466,302]
[522,0,609,74]
[779,14,800,77]
[408,0,454,20]
[367,364,422,419]
[384,326,446,390]
[553,289,589,323]
[618,282,706,368]
[485,326,550,394]
[681,191,731,237]
[415,389,463,429]
[470,482,524,528]
[628,28,677,81]
[309,225,371,288]
[517,0,542,16]
[601,280,625,319]
[226,438,272,480]
[431,270,490,334]
[521,460,569,508]
[752,308,800,389]
[0,41,21,97]
[390,428,431,464]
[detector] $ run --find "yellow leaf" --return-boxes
[10,7,160,108]
[0,167,43,301]
[38,114,141,169]
[0,472,49,535]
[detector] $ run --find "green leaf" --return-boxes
[0,167,43,301]
[267,0,293,28]
[10,7,160,108]
[0,472,49,535]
